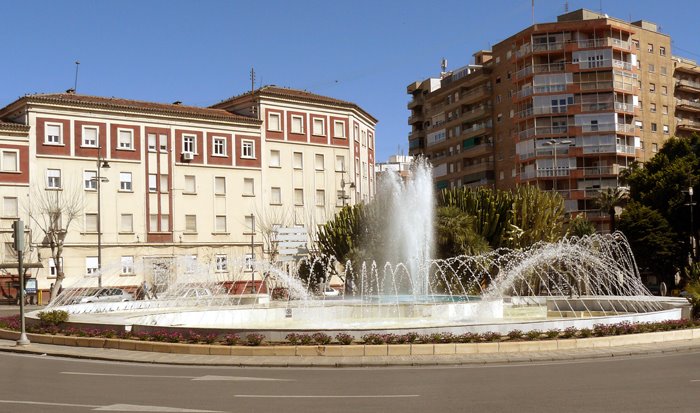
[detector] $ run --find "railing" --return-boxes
[616,124,636,134]
[515,43,532,58]
[581,80,613,90]
[461,161,495,175]
[533,62,566,74]
[532,41,565,52]
[459,85,491,101]
[612,59,633,71]
[580,123,616,133]
[677,79,700,90]
[677,99,700,110]
[581,144,635,155]
[533,84,568,94]
[520,168,571,179]
[578,59,633,70]
[581,102,613,112]
[581,165,626,176]
[613,81,636,92]
[515,87,533,99]
[514,65,533,80]
[518,125,569,139]
[577,38,630,50]
[614,102,635,113]
[677,119,700,129]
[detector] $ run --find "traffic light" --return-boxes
[11,220,24,251]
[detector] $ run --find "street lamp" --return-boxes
[687,186,696,262]
[542,138,572,192]
[95,146,110,288]
[338,169,355,206]
[248,213,255,293]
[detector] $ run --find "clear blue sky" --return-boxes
[2,0,699,162]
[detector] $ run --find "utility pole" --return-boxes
[249,214,256,293]
[13,220,29,346]
[250,67,258,119]
[74,61,80,92]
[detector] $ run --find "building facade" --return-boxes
[0,87,376,301]
[407,9,699,230]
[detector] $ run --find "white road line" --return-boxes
[0,399,99,409]
[94,404,223,412]
[234,394,420,398]
[691,380,700,382]
[62,372,290,381]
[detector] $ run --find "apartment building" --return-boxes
[674,57,700,137]
[0,87,376,299]
[408,9,698,230]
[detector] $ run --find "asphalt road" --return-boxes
[1,350,700,413]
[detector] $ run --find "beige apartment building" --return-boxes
[408,9,699,229]
[0,87,376,300]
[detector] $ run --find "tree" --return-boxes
[25,184,83,302]
[617,201,682,287]
[566,215,596,238]
[594,187,628,233]
[253,204,293,264]
[435,206,490,258]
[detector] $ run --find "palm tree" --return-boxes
[595,187,629,233]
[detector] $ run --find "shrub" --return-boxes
[312,332,332,345]
[457,332,480,343]
[361,333,385,345]
[0,315,20,330]
[223,334,240,345]
[561,326,577,338]
[403,332,419,343]
[335,332,353,345]
[579,328,593,338]
[285,333,302,345]
[37,310,69,326]
[202,333,218,344]
[482,332,502,342]
[507,329,523,340]
[525,330,543,341]
[545,329,561,339]
[593,324,614,337]
[299,334,314,345]
[245,333,265,346]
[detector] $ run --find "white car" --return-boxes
[322,286,340,297]
[78,288,133,304]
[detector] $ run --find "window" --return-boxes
[85,257,98,275]
[243,178,255,196]
[184,175,196,193]
[182,135,196,153]
[270,187,281,205]
[148,134,157,152]
[214,177,226,195]
[632,39,640,49]
[0,150,19,172]
[663,124,669,134]
[315,154,324,170]
[495,95,501,104]
[120,213,133,232]
[635,120,643,131]
[48,258,62,278]
[353,124,359,141]
[652,143,658,153]
[649,83,655,93]
[335,155,346,172]
[118,129,133,150]
[312,118,325,135]
[45,123,62,144]
[121,256,134,275]
[185,214,197,232]
[660,66,667,76]
[84,170,97,190]
[149,214,158,232]
[293,152,303,169]
[651,123,658,132]
[269,150,281,167]
[316,189,325,207]
[662,105,668,114]
[245,215,255,232]
[215,215,227,232]
[160,214,170,232]
[648,64,654,73]
[291,115,304,134]
[294,188,304,205]
[650,103,656,113]
[3,197,18,217]
[82,126,98,147]
[215,254,228,272]
[659,46,666,56]
[335,121,347,139]
[212,137,226,156]
[661,85,667,95]
[158,134,168,152]
[119,172,132,191]
[85,213,98,232]
[159,174,168,193]
[268,112,281,131]
[148,174,157,192]
[241,140,255,158]
[46,169,61,189]
[647,43,653,53]
[361,130,367,146]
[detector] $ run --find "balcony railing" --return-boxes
[613,81,636,92]
[580,102,613,112]
[518,125,569,139]
[520,167,571,180]
[614,102,635,113]
[616,124,636,134]
[677,79,700,90]
[532,41,565,52]
[578,59,633,71]
[577,38,630,50]
[677,99,700,110]
[514,65,534,80]
[534,62,566,74]
[677,119,700,130]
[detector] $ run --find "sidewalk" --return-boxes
[2,336,700,367]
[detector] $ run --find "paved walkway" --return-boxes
[2,337,700,367]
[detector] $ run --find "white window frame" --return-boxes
[315,154,324,171]
[291,115,304,134]
[335,155,346,172]
[185,214,197,233]
[243,177,255,196]
[269,149,281,167]
[160,214,170,232]
[0,149,20,172]
[45,123,62,145]
[212,136,227,156]
[312,118,325,136]
[85,256,99,276]
[148,174,157,193]
[316,189,325,207]
[85,213,98,233]
[267,112,281,131]
[182,134,196,154]
[48,257,63,278]
[214,176,226,195]
[84,170,97,191]
[147,134,157,152]
[46,169,62,189]
[159,174,169,193]
[119,172,133,192]
[270,187,282,205]
[82,126,99,148]
[293,152,303,169]
[294,188,304,206]
[117,129,134,150]
[241,140,255,159]
[159,134,168,152]
[149,214,158,232]
[184,175,196,194]
[215,215,227,233]
[335,121,347,138]
[120,213,134,233]
[215,254,228,272]
[3,197,18,217]
[121,256,134,275]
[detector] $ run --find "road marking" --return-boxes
[691,380,700,382]
[62,371,289,381]
[0,400,223,412]
[94,404,223,412]
[233,394,419,398]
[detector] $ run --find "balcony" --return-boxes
[581,80,614,91]
[612,81,636,92]
[408,114,423,124]
[462,142,493,157]
[581,144,635,155]
[614,102,635,113]
[532,41,565,53]
[581,165,626,176]
[577,59,633,71]
[677,79,700,93]
[520,167,571,180]
[407,96,424,109]
[677,119,700,132]
[677,99,700,113]
[515,43,532,59]
[514,65,534,80]
[461,161,495,176]
[576,38,630,50]
[518,125,569,140]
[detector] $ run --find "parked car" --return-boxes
[160,287,213,299]
[77,288,133,304]
[322,286,340,297]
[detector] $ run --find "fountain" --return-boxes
[33,161,685,340]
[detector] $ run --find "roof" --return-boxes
[0,93,261,125]
[212,85,378,123]
[0,121,30,132]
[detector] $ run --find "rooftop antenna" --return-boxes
[564,1,569,12]
[441,57,448,74]
[250,67,258,119]
[531,0,535,25]
[599,0,603,13]
[73,61,80,93]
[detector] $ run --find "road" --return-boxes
[1,350,699,412]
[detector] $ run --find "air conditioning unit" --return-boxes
[182,151,194,161]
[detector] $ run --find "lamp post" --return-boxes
[249,213,255,293]
[96,146,110,288]
[542,138,572,193]
[688,186,696,262]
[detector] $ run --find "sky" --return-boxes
[2,0,699,162]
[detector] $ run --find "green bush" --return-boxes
[37,310,69,326]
